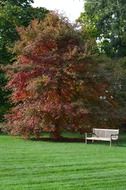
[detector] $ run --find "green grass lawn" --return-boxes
[0,134,126,190]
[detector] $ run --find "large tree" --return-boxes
[0,0,48,121]
[4,13,117,139]
[79,0,126,58]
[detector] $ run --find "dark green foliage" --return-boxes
[79,0,126,57]
[0,2,48,64]
[0,71,11,121]
[109,58,126,121]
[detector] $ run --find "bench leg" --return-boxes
[110,140,111,147]
[85,133,87,144]
[85,138,87,144]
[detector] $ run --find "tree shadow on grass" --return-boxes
[30,136,126,147]
[31,137,85,143]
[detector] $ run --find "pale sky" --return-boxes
[33,0,84,22]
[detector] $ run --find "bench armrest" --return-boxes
[111,134,118,140]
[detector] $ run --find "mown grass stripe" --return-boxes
[0,135,126,190]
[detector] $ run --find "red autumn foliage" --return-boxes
[5,13,117,139]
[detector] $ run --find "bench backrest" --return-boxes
[93,128,119,140]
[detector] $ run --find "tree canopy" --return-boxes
[79,0,126,57]
[4,13,117,139]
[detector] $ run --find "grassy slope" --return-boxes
[0,135,126,190]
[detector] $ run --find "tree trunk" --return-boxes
[51,131,61,140]
[51,125,62,140]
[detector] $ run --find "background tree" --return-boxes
[79,0,126,58]
[5,13,117,139]
[107,58,126,123]
[0,0,48,121]
[79,0,126,127]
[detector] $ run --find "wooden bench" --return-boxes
[85,128,119,146]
